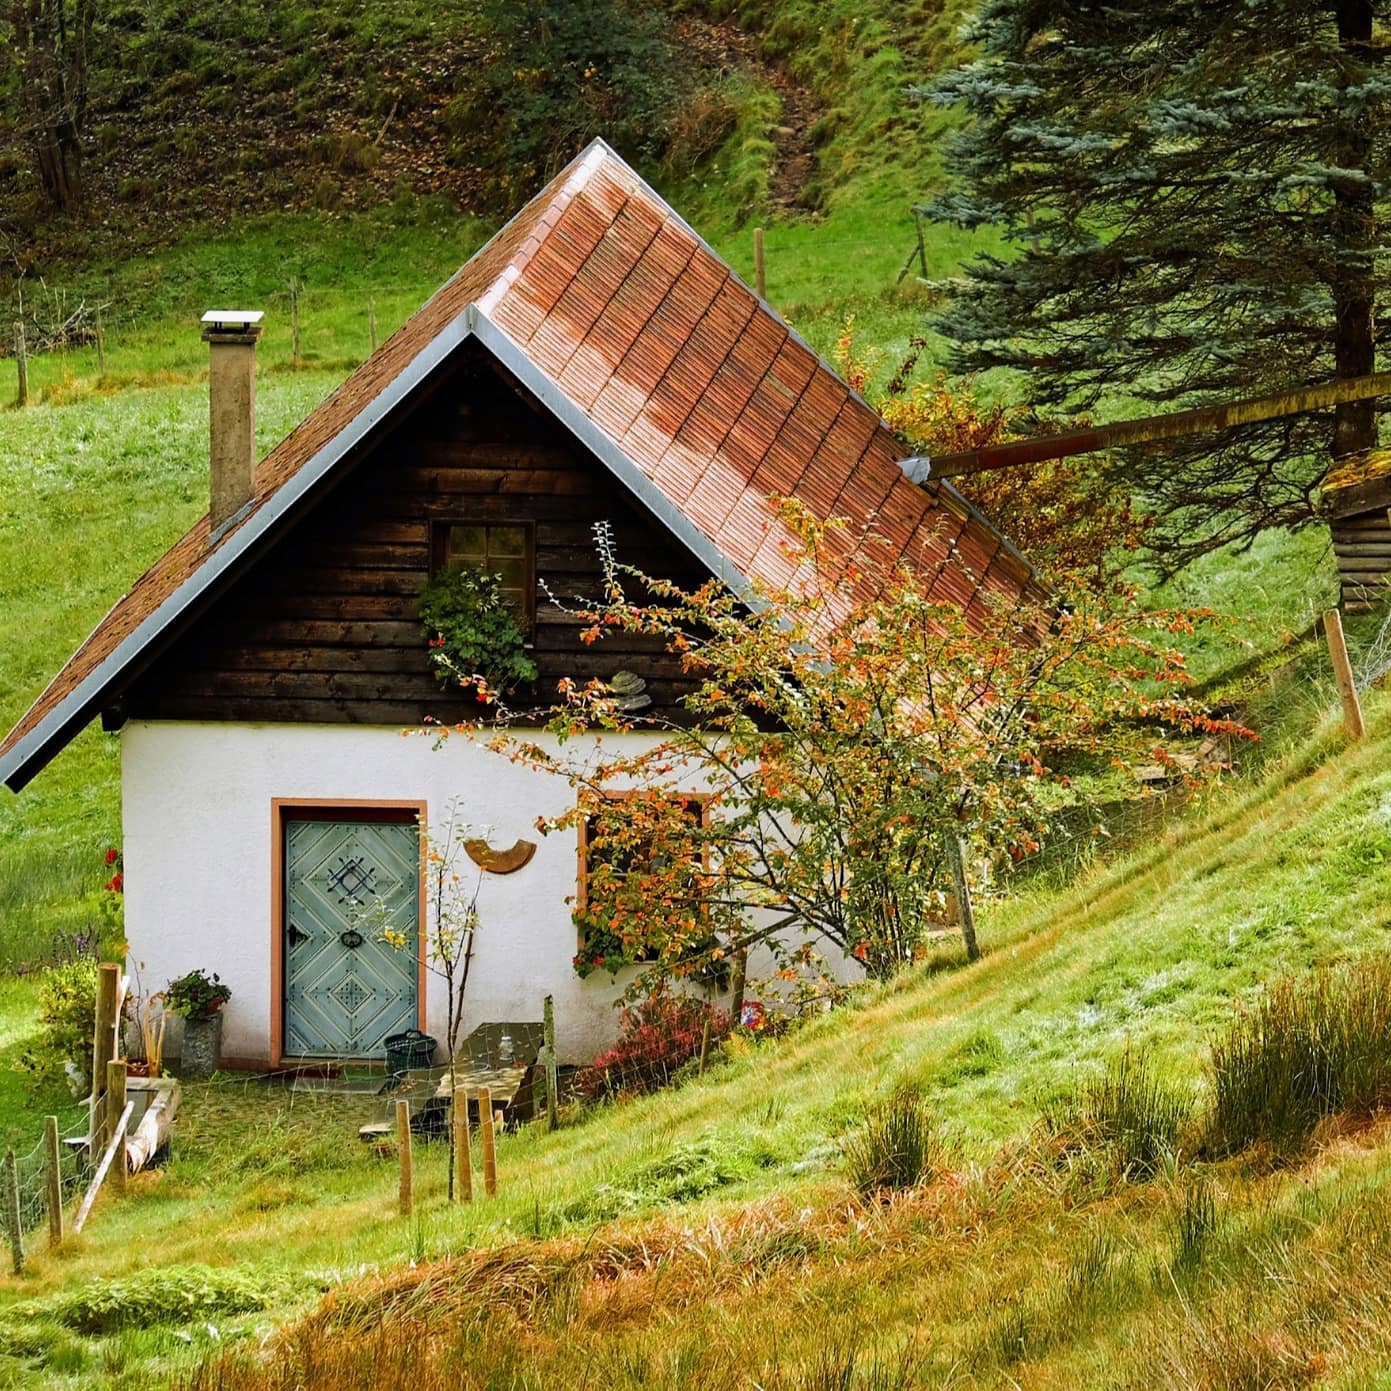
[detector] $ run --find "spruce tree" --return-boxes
[924,1,1391,566]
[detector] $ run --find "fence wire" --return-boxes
[3,1119,88,1254]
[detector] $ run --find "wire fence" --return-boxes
[2,1114,88,1271]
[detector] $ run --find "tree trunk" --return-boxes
[1331,0,1379,464]
[11,0,94,217]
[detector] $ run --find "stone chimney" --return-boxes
[201,310,264,537]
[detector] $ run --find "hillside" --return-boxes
[1,697,1390,1385]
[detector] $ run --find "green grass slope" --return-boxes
[2,697,1391,1385]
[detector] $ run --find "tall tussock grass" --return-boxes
[1043,1048,1191,1179]
[842,1086,945,1196]
[1208,956,1391,1158]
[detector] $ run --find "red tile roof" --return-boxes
[0,140,1031,790]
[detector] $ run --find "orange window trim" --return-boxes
[269,798,428,1067]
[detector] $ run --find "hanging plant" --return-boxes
[418,566,538,697]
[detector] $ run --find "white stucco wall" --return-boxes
[120,720,698,1067]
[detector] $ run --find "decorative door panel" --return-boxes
[284,818,420,1057]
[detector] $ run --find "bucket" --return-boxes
[384,1029,437,1081]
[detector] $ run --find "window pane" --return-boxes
[447,525,487,563]
[489,525,527,558]
[494,557,527,589]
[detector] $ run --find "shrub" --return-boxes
[27,1265,268,1333]
[19,959,97,1094]
[1043,1048,1190,1179]
[459,0,691,207]
[1207,957,1391,1158]
[843,1086,944,1196]
[417,566,537,696]
[575,994,729,1099]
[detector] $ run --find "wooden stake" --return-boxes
[1325,608,1365,739]
[14,322,27,407]
[95,308,106,374]
[753,227,766,301]
[91,963,120,1152]
[479,1086,497,1196]
[71,1101,133,1235]
[290,278,302,368]
[106,1060,127,1198]
[453,1089,472,1203]
[368,296,378,354]
[543,995,558,1131]
[44,1116,63,1248]
[944,830,981,962]
[4,1149,21,1274]
[698,1013,711,1076]
[396,1099,413,1217]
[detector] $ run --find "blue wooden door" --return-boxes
[284,818,420,1057]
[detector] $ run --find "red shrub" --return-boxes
[576,994,729,1099]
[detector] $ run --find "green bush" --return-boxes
[843,1086,944,1196]
[455,0,690,207]
[22,1264,268,1333]
[1043,1048,1190,1179]
[417,566,537,695]
[1207,956,1391,1158]
[19,959,97,1094]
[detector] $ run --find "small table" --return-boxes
[358,1020,544,1141]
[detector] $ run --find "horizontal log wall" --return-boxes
[1333,508,1391,612]
[126,349,710,726]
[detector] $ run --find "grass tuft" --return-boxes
[842,1086,944,1196]
[1207,955,1391,1158]
[1043,1047,1192,1180]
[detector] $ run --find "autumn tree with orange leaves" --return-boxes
[450,503,1246,996]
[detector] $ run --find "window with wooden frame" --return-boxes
[575,793,709,971]
[431,521,536,631]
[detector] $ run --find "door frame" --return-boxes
[270,798,428,1066]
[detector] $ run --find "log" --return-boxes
[125,1082,181,1174]
[72,1100,135,1234]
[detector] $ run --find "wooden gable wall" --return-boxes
[122,346,711,726]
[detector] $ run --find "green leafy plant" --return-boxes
[166,969,231,1019]
[19,958,97,1094]
[418,567,537,697]
[17,1264,270,1333]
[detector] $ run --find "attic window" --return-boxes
[431,521,535,628]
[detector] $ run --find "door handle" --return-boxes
[340,929,364,949]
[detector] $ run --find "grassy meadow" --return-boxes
[1,693,1391,1385]
[0,0,1380,1380]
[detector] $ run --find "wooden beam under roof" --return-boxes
[915,372,1391,480]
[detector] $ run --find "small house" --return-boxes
[0,142,1029,1067]
[1323,449,1391,612]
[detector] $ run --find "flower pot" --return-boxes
[180,1011,223,1079]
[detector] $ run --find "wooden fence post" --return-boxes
[95,308,106,374]
[478,1086,497,1196]
[698,1013,712,1076]
[944,830,981,962]
[4,1149,21,1275]
[44,1116,64,1249]
[396,1099,413,1217]
[290,278,302,368]
[730,948,747,1029]
[1324,607,1365,739]
[543,995,558,1131]
[368,296,378,354]
[753,227,766,301]
[106,1060,127,1198]
[91,963,120,1153]
[14,322,27,408]
[453,1089,472,1203]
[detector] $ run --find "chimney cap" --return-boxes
[201,309,264,331]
